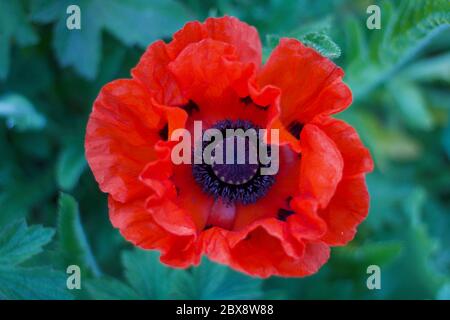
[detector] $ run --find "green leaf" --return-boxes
[437,283,450,300]
[30,0,65,23]
[85,277,139,300]
[0,169,55,226]
[380,0,450,62]
[383,188,444,299]
[299,31,341,59]
[0,220,72,300]
[102,0,194,47]
[0,94,46,131]
[56,144,87,191]
[31,0,194,79]
[0,220,54,266]
[0,266,72,300]
[442,124,450,159]
[0,30,10,80]
[87,249,262,300]
[266,29,341,59]
[340,110,421,167]
[334,242,403,269]
[402,52,450,83]
[51,0,102,79]
[57,193,101,277]
[388,79,433,130]
[172,258,263,300]
[347,0,450,99]
[121,249,173,299]
[344,17,367,64]
[0,1,38,79]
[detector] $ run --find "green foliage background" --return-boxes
[0,0,449,300]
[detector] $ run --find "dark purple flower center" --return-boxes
[211,135,259,185]
[192,120,276,205]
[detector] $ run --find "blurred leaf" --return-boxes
[442,124,450,159]
[380,0,450,62]
[57,193,100,277]
[347,0,450,99]
[29,0,62,23]
[87,250,262,300]
[0,30,9,80]
[334,242,402,269]
[382,188,444,299]
[51,0,102,79]
[101,0,194,47]
[365,172,413,231]
[121,249,173,299]
[31,0,194,79]
[341,110,421,166]
[402,53,450,83]
[0,1,38,79]
[0,220,54,266]
[85,277,139,300]
[388,79,433,130]
[56,144,87,190]
[0,266,72,299]
[437,283,450,300]
[344,17,367,64]
[0,94,46,131]
[0,169,55,226]
[172,258,263,299]
[86,249,172,299]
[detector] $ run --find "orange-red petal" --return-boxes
[299,124,344,209]
[257,38,351,126]
[201,219,330,278]
[131,40,187,106]
[232,145,300,229]
[108,196,198,268]
[319,175,370,246]
[314,116,374,177]
[168,16,262,67]
[85,79,161,203]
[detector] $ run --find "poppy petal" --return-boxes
[288,196,327,241]
[85,79,161,203]
[202,219,330,277]
[139,142,214,235]
[108,196,198,268]
[299,124,344,209]
[314,116,374,177]
[168,16,262,67]
[131,40,187,106]
[168,38,260,127]
[232,145,300,229]
[319,175,370,246]
[168,39,251,105]
[257,38,352,125]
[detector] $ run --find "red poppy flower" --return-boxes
[85,16,373,278]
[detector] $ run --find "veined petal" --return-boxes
[319,175,370,246]
[257,38,351,127]
[85,79,161,203]
[168,16,262,67]
[299,124,344,209]
[313,116,374,177]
